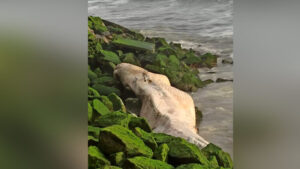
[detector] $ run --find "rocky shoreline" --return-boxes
[88,16,233,169]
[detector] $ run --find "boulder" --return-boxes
[108,93,126,112]
[93,99,110,116]
[94,111,129,128]
[123,156,174,169]
[99,125,153,158]
[112,38,155,52]
[88,146,110,168]
[153,143,169,162]
[152,133,177,145]
[133,127,158,151]
[167,138,209,166]
[128,116,152,132]
[201,143,233,168]
[124,97,142,115]
[109,152,126,166]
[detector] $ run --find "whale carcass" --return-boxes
[114,63,209,148]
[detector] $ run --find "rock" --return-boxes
[94,111,129,128]
[98,166,122,169]
[114,63,209,148]
[93,99,110,116]
[153,143,169,162]
[100,96,114,111]
[128,116,152,132]
[167,138,209,166]
[200,53,217,68]
[93,84,121,96]
[208,155,219,168]
[109,152,126,166]
[88,87,101,99]
[175,163,208,169]
[152,133,177,145]
[123,156,174,169]
[88,16,108,34]
[216,78,233,83]
[133,127,158,151]
[195,106,203,120]
[88,125,101,138]
[122,53,141,66]
[100,50,121,64]
[88,103,93,121]
[124,98,142,115]
[93,76,116,86]
[222,58,233,64]
[108,93,126,112]
[88,146,110,168]
[112,38,155,52]
[99,125,153,158]
[88,69,98,81]
[201,143,233,168]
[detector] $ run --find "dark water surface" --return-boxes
[89,0,233,156]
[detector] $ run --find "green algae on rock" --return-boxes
[167,138,209,166]
[109,152,126,166]
[88,146,111,168]
[128,116,152,132]
[123,156,174,169]
[112,38,155,52]
[133,127,158,151]
[94,111,130,128]
[99,125,153,158]
[93,99,110,116]
[153,143,170,162]
[108,93,126,112]
[201,143,233,168]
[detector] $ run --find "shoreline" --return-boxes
[88,16,233,168]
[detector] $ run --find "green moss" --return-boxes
[89,69,98,81]
[88,103,93,121]
[208,155,219,168]
[88,125,101,138]
[128,116,152,132]
[112,38,155,52]
[152,133,177,145]
[200,53,217,68]
[89,16,108,34]
[175,163,208,169]
[93,76,116,86]
[88,146,110,168]
[108,93,126,112]
[133,127,158,151]
[92,84,121,96]
[100,50,121,64]
[88,87,101,99]
[123,53,140,66]
[201,143,233,168]
[97,166,122,169]
[124,156,174,169]
[93,99,110,116]
[153,143,169,162]
[100,96,114,111]
[167,138,209,166]
[109,152,126,166]
[94,111,130,128]
[99,125,153,158]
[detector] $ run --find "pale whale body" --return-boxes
[114,63,209,148]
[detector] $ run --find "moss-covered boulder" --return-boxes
[97,166,122,169]
[93,99,110,116]
[93,84,121,96]
[133,127,158,151]
[123,156,174,169]
[109,152,126,166]
[128,116,152,132]
[99,125,153,158]
[175,163,208,169]
[88,16,108,34]
[88,87,101,99]
[88,146,110,168]
[122,53,141,66]
[152,133,178,145]
[208,155,219,168]
[153,143,169,162]
[167,138,209,166]
[108,93,126,112]
[94,111,130,128]
[124,97,142,115]
[201,143,233,168]
[100,96,114,111]
[112,38,155,52]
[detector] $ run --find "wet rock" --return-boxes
[92,84,121,96]
[100,50,121,64]
[153,143,169,162]
[99,125,153,158]
[222,58,233,64]
[152,133,178,145]
[122,53,141,66]
[216,78,233,83]
[123,156,174,169]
